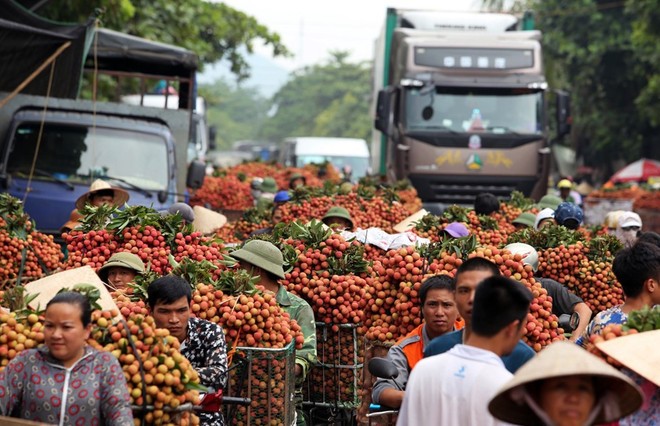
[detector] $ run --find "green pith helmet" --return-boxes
[231,240,285,279]
[512,212,536,228]
[322,206,354,229]
[260,177,278,194]
[289,172,305,182]
[97,252,145,282]
[537,194,562,210]
[338,182,354,195]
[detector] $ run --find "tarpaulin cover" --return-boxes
[0,0,198,99]
[89,28,198,78]
[0,1,93,98]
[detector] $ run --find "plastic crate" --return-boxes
[303,322,364,410]
[223,342,296,426]
[356,340,394,425]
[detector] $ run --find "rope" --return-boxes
[23,59,56,204]
[91,19,100,177]
[0,41,71,109]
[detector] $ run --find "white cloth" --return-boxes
[397,344,514,426]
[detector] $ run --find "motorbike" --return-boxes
[367,357,400,426]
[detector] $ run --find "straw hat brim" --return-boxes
[75,187,129,211]
[488,342,643,425]
[231,247,285,279]
[192,206,227,235]
[596,330,660,387]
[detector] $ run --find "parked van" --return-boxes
[279,137,371,181]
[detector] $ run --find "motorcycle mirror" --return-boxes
[368,357,399,380]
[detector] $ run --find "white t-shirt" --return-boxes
[397,344,514,426]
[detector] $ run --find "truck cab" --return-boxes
[373,10,562,207]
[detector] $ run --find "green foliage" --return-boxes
[623,305,660,332]
[200,78,270,150]
[259,52,372,142]
[507,191,535,210]
[535,0,660,170]
[442,205,470,223]
[506,224,585,249]
[29,0,289,79]
[2,286,40,317]
[57,283,103,312]
[0,194,33,239]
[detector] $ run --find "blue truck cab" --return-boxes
[0,102,183,235]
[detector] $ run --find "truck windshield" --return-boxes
[404,87,543,135]
[296,155,370,179]
[7,123,169,190]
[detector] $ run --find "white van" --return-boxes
[280,137,371,181]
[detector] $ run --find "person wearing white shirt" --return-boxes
[397,275,533,426]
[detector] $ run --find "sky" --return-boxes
[215,0,482,70]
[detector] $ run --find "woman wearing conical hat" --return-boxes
[488,341,644,426]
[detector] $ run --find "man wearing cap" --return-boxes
[534,208,556,230]
[616,211,643,247]
[554,202,584,230]
[322,206,354,232]
[97,252,145,293]
[399,275,533,425]
[512,212,536,230]
[289,173,306,190]
[556,179,577,203]
[61,179,129,233]
[230,240,317,426]
[505,243,592,341]
[576,241,660,348]
[603,210,625,235]
[255,177,278,213]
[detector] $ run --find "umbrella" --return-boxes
[610,158,660,183]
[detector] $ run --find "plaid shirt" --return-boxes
[180,317,229,426]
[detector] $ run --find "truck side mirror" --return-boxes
[208,125,217,151]
[375,87,397,135]
[556,90,571,138]
[186,160,206,189]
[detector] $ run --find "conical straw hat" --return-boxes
[75,179,129,211]
[489,341,643,425]
[596,330,660,387]
[192,206,227,235]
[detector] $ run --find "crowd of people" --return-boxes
[0,176,657,426]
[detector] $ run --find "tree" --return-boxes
[199,78,270,150]
[20,0,289,79]
[259,51,372,143]
[536,0,659,174]
[627,0,660,128]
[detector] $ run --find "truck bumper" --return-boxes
[409,174,538,204]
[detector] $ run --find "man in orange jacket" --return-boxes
[371,275,462,408]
